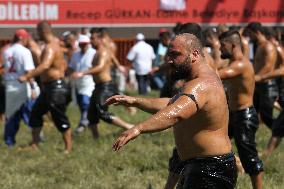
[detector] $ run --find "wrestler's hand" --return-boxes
[71,72,83,79]
[113,127,141,151]
[118,65,127,75]
[18,75,28,83]
[255,75,262,82]
[150,67,159,75]
[105,95,136,107]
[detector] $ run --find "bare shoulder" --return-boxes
[180,75,223,110]
[183,76,219,96]
[96,48,107,57]
[265,41,276,52]
[232,59,247,68]
[42,44,54,54]
[110,41,117,52]
[101,49,108,57]
[53,37,60,46]
[276,45,284,53]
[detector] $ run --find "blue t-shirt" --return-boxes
[154,43,168,67]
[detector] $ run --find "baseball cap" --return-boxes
[136,33,145,41]
[62,31,71,38]
[15,29,30,39]
[159,28,168,34]
[78,34,90,44]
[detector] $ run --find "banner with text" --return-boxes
[0,0,283,26]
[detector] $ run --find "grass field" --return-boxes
[0,91,283,189]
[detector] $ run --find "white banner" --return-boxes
[160,0,186,11]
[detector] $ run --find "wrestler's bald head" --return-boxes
[174,33,204,57]
[167,33,205,81]
[37,21,53,40]
[37,21,52,32]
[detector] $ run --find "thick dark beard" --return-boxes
[65,43,72,48]
[170,62,191,81]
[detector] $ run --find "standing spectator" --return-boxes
[151,29,171,90]
[2,29,37,147]
[0,44,9,122]
[69,35,95,133]
[63,31,79,64]
[81,27,91,38]
[127,33,155,95]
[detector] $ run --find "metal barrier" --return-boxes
[114,38,135,66]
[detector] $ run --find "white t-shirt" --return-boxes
[127,41,156,75]
[69,47,96,96]
[2,43,35,118]
[3,43,35,81]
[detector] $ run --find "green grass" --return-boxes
[0,90,283,189]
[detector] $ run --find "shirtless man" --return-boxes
[98,28,126,85]
[256,28,284,158]
[203,28,228,70]
[99,28,117,54]
[218,30,264,189]
[263,27,284,108]
[91,28,125,73]
[159,22,219,189]
[107,34,237,188]
[179,23,216,72]
[97,28,134,113]
[72,30,133,139]
[160,23,217,98]
[91,28,126,86]
[244,22,278,130]
[228,26,251,60]
[19,21,72,153]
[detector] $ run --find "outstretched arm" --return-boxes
[111,54,127,74]
[72,51,107,78]
[256,67,284,81]
[112,80,207,151]
[82,51,106,76]
[106,95,170,114]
